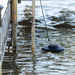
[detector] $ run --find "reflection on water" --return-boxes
[2,0,75,75]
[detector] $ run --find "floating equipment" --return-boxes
[40,0,65,53]
[41,44,65,53]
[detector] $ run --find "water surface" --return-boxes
[2,0,75,75]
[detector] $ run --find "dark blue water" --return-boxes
[2,0,75,75]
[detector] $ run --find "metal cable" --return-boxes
[40,0,50,42]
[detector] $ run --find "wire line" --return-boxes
[40,0,50,42]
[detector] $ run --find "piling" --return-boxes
[31,0,35,51]
[11,0,17,54]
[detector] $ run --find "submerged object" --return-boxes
[41,44,65,53]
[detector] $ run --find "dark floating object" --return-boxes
[41,44,65,53]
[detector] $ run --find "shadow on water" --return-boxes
[48,10,75,29]
[54,22,75,29]
[2,50,21,75]
[17,3,37,74]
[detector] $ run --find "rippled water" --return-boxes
[2,0,75,75]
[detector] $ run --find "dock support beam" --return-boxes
[31,0,35,52]
[0,5,3,52]
[11,0,17,54]
[0,5,4,75]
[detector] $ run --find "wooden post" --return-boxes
[31,0,35,51]
[12,0,17,54]
[0,5,3,75]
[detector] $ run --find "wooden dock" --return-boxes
[0,0,36,74]
[0,1,9,75]
[0,1,19,74]
[0,0,11,64]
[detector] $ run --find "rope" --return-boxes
[40,0,50,42]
